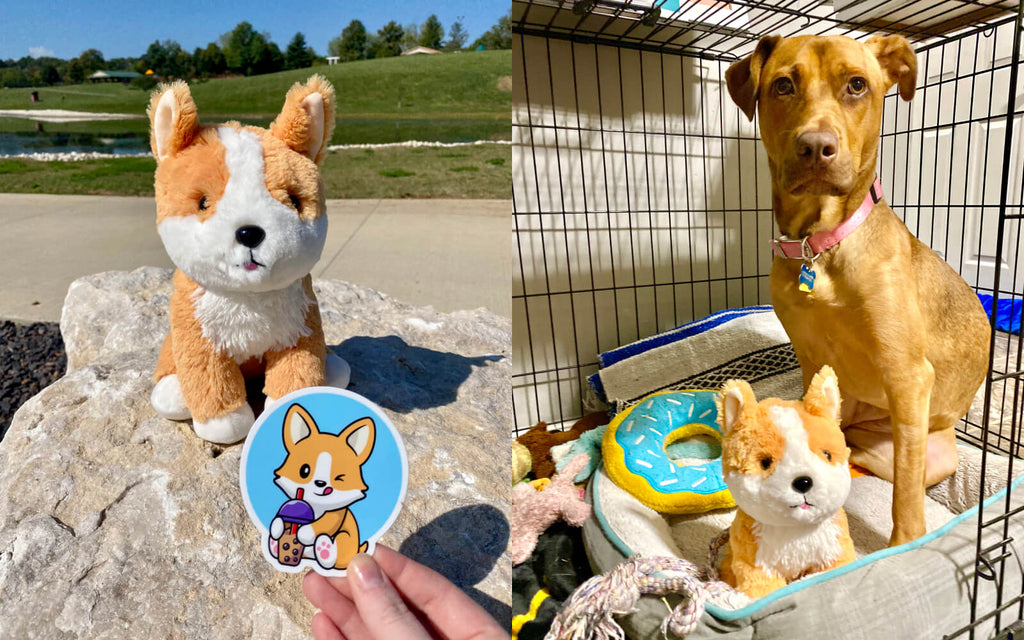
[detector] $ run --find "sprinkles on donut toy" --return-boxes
[601,390,735,514]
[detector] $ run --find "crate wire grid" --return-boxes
[512,1,1024,637]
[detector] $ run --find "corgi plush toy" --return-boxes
[147,76,350,444]
[271,404,373,571]
[717,366,856,598]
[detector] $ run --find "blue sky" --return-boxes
[0,0,509,61]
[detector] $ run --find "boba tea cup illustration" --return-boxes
[273,488,315,566]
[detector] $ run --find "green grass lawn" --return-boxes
[0,50,512,118]
[0,143,511,199]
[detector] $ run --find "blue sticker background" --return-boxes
[241,388,407,552]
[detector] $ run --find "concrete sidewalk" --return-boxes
[0,194,510,324]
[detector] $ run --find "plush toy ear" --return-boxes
[718,379,757,434]
[725,35,781,121]
[147,81,199,162]
[803,365,842,423]
[269,74,336,164]
[283,404,319,450]
[867,35,917,101]
[340,417,376,465]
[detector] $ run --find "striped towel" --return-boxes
[588,306,804,412]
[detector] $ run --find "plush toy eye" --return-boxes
[824,450,833,461]
[300,464,311,479]
[848,77,867,95]
[288,194,302,212]
[198,195,208,211]
[772,77,794,96]
[760,456,773,470]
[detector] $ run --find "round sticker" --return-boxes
[240,387,408,576]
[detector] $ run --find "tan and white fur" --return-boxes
[718,366,856,599]
[725,35,990,545]
[148,76,350,444]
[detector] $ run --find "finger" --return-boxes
[371,547,507,640]
[311,611,346,640]
[302,571,374,639]
[348,553,434,640]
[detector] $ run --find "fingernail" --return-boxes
[350,553,383,589]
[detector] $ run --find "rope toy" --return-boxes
[546,534,747,640]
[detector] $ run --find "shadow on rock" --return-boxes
[399,504,511,623]
[330,336,503,413]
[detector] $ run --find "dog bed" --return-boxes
[577,307,1024,638]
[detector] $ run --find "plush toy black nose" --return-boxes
[235,225,265,248]
[792,476,813,494]
[314,480,327,488]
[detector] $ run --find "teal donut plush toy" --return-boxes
[601,390,735,514]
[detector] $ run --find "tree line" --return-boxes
[0,13,511,89]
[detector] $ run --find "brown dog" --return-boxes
[725,35,990,545]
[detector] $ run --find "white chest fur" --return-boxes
[192,280,313,362]
[752,517,843,580]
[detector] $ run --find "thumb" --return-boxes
[348,553,432,640]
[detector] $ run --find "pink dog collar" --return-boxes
[773,177,883,260]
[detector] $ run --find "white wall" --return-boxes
[513,35,775,430]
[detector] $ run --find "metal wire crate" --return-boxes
[512,1,1024,636]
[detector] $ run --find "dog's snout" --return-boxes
[314,479,327,488]
[792,476,813,494]
[796,131,839,167]
[235,225,266,249]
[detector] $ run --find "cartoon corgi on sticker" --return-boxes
[268,404,374,571]
[717,366,856,598]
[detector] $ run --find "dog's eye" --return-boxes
[772,77,794,96]
[334,474,345,481]
[288,194,301,212]
[824,450,832,462]
[300,464,310,479]
[760,456,773,470]
[198,196,208,211]
[848,77,867,95]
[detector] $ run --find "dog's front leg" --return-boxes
[884,358,934,546]
[264,279,327,400]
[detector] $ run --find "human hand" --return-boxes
[302,545,509,640]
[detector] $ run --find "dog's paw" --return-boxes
[297,524,316,546]
[268,536,279,557]
[326,352,351,389]
[314,534,338,569]
[151,375,191,420]
[192,404,255,444]
[270,517,285,540]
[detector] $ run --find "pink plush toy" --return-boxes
[509,454,591,565]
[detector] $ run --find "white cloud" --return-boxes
[29,46,55,58]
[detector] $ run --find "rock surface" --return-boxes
[0,267,511,639]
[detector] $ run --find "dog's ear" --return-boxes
[804,365,842,423]
[867,35,917,101]
[283,404,320,450]
[269,74,336,165]
[147,81,199,162]
[725,35,781,121]
[340,417,376,465]
[719,379,757,434]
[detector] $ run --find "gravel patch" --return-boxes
[0,321,66,441]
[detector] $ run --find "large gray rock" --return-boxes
[0,267,511,639]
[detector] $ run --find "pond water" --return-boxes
[0,116,511,156]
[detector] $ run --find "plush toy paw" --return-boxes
[151,374,191,420]
[297,524,317,546]
[313,534,338,569]
[192,404,255,444]
[270,517,285,540]
[326,352,351,389]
